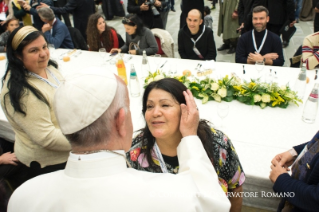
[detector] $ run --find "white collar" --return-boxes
[69,150,125,161]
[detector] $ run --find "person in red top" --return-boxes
[86,14,124,52]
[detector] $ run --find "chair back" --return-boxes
[151,28,174,58]
[67,27,88,50]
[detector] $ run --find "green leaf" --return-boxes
[223,96,233,102]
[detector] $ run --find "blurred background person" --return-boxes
[217,0,239,54]
[127,0,163,29]
[314,0,319,32]
[203,6,212,29]
[37,7,73,49]
[37,0,95,41]
[0,17,18,51]
[19,0,53,30]
[12,0,32,26]
[52,0,71,27]
[87,13,124,52]
[111,14,158,56]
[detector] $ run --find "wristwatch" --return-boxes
[263,57,266,63]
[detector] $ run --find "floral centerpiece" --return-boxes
[143,70,302,109]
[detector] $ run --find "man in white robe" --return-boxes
[7,67,230,212]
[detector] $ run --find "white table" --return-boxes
[1,49,318,210]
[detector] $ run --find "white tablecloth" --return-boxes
[1,49,318,210]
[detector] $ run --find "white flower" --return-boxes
[280,85,287,91]
[154,74,164,81]
[210,83,219,91]
[217,87,227,98]
[285,92,294,99]
[260,102,267,109]
[212,94,221,102]
[147,78,154,84]
[253,94,262,103]
[261,94,271,103]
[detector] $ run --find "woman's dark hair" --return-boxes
[122,14,144,36]
[86,13,116,51]
[204,6,211,15]
[141,78,214,169]
[2,26,57,115]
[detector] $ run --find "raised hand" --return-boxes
[179,89,199,137]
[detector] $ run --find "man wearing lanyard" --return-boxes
[235,6,284,66]
[37,7,73,49]
[178,9,217,61]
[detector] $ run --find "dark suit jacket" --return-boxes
[28,0,53,30]
[274,132,319,211]
[50,0,95,40]
[44,18,74,49]
[265,0,295,25]
[238,0,265,32]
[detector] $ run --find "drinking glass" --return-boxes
[99,48,107,66]
[48,44,55,59]
[255,60,265,80]
[217,104,229,130]
[169,63,177,76]
[154,54,161,71]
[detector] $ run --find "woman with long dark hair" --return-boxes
[86,13,124,52]
[110,14,158,55]
[126,78,245,211]
[0,26,71,182]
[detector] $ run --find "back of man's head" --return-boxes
[54,67,127,149]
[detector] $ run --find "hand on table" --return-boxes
[36,2,49,9]
[270,159,288,183]
[271,150,295,169]
[42,23,52,33]
[179,89,199,137]
[0,152,19,166]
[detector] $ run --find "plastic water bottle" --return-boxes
[141,50,150,78]
[129,64,140,97]
[294,63,307,99]
[302,83,319,123]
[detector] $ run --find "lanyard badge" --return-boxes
[191,25,206,59]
